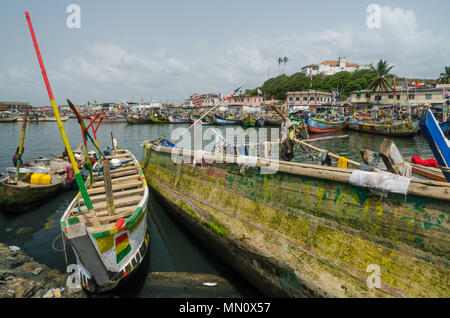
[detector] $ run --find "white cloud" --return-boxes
[2,5,447,105]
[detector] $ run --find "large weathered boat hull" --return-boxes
[141,142,449,298]
[126,115,152,124]
[347,119,419,137]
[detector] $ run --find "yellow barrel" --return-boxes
[30,173,51,185]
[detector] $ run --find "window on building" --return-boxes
[409,94,415,100]
[388,95,394,99]
[310,97,315,101]
[375,95,382,101]
[288,97,293,101]
[296,97,300,101]
[365,93,371,98]
[396,95,400,100]
[303,97,307,101]
[425,94,432,100]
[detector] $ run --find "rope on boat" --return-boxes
[51,233,64,252]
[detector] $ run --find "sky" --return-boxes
[0,0,449,106]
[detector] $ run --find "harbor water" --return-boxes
[0,120,435,297]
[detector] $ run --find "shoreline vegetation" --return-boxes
[252,68,439,101]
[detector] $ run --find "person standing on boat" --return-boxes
[12,146,23,167]
[64,163,75,190]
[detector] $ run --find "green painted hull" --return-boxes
[141,143,450,298]
[240,116,256,128]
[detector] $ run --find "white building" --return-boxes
[301,57,371,76]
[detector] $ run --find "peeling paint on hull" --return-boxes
[141,143,450,298]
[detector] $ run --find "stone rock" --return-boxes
[32,267,44,276]
[53,288,61,298]
[0,270,15,280]
[9,277,38,298]
[42,289,54,298]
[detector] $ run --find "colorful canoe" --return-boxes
[347,118,419,137]
[307,117,347,133]
[150,115,170,124]
[141,140,450,298]
[126,114,152,124]
[419,109,450,182]
[61,147,149,293]
[240,115,256,128]
[168,115,190,124]
[214,114,238,125]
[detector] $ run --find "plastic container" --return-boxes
[30,173,51,185]
[6,167,32,180]
[28,166,51,174]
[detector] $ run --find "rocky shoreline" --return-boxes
[0,242,86,298]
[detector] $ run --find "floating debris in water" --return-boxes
[16,227,33,234]
[202,282,218,287]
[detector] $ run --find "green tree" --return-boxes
[438,66,450,84]
[368,60,395,92]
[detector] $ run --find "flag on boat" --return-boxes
[117,104,122,110]
[192,94,202,106]
[402,81,407,90]
[218,92,222,101]
[414,80,422,89]
[444,88,449,98]
[222,82,246,101]
[257,88,263,95]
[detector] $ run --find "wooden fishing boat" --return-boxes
[141,140,450,298]
[419,109,450,182]
[149,114,169,124]
[347,118,419,137]
[102,116,127,123]
[214,114,238,125]
[240,115,256,128]
[168,115,190,123]
[307,116,347,133]
[126,114,152,124]
[61,146,149,293]
[0,113,18,122]
[0,150,84,213]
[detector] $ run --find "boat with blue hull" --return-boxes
[307,116,347,134]
[419,109,450,182]
[214,114,238,125]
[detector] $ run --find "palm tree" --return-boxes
[278,57,283,75]
[282,57,289,74]
[369,60,395,93]
[438,66,450,84]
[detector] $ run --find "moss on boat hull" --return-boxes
[0,178,64,213]
[142,143,450,298]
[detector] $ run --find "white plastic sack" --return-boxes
[349,171,411,195]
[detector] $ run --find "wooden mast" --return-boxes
[14,107,29,182]
[25,11,93,210]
